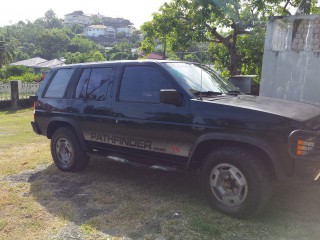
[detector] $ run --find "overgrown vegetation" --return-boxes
[0,66,42,82]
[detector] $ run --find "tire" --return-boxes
[201,146,272,218]
[51,127,89,172]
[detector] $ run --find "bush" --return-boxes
[5,65,31,78]
[7,72,42,82]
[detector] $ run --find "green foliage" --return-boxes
[0,10,105,64]
[109,52,130,60]
[68,36,98,53]
[36,28,71,59]
[0,65,41,82]
[0,40,14,68]
[64,51,105,64]
[105,40,138,60]
[0,68,5,80]
[69,24,85,35]
[140,2,192,58]
[43,9,64,29]
[183,53,201,63]
[141,0,320,78]
[7,72,42,82]
[92,17,103,25]
[5,65,30,77]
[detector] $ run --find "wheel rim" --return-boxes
[56,137,73,166]
[209,163,248,206]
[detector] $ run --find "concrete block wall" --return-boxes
[260,15,320,106]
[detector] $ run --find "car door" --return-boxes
[109,62,194,167]
[72,66,115,150]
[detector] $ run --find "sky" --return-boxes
[0,0,170,29]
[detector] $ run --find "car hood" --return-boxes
[203,95,320,122]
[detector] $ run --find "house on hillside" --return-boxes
[64,11,92,26]
[84,25,107,37]
[105,27,116,38]
[83,25,117,38]
[116,27,134,38]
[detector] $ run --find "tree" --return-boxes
[140,2,192,59]
[69,24,85,34]
[36,29,71,59]
[64,51,105,64]
[0,40,14,68]
[141,0,320,76]
[43,9,63,29]
[68,36,98,53]
[105,40,138,60]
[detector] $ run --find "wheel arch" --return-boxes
[187,134,280,180]
[46,118,86,150]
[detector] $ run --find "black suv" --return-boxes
[31,60,320,218]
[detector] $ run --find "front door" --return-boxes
[109,63,194,167]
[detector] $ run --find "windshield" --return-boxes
[162,62,239,97]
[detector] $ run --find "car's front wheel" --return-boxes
[51,127,89,172]
[201,147,272,218]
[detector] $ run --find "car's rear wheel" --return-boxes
[201,146,272,218]
[51,127,89,172]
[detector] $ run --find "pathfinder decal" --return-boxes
[85,131,190,157]
[90,133,152,150]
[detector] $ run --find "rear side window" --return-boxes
[44,68,75,98]
[75,67,113,101]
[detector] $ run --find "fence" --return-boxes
[0,81,41,109]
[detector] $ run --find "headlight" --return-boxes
[289,130,320,160]
[296,137,316,156]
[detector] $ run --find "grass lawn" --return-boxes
[1,108,320,239]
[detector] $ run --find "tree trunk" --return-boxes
[296,0,311,15]
[228,33,241,76]
[163,39,167,59]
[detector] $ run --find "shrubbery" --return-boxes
[0,66,42,82]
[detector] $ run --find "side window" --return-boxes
[119,66,172,103]
[44,68,75,98]
[75,69,91,99]
[75,67,112,101]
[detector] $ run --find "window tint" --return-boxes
[119,66,172,103]
[75,69,91,99]
[75,67,113,101]
[45,68,75,98]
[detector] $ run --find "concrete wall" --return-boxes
[260,15,320,106]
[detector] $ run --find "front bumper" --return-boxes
[31,121,42,135]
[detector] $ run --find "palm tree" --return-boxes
[0,41,14,68]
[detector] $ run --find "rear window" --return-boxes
[44,68,75,98]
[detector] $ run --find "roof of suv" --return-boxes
[53,60,184,69]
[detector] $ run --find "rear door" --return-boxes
[71,65,116,150]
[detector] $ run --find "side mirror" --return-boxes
[160,89,183,106]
